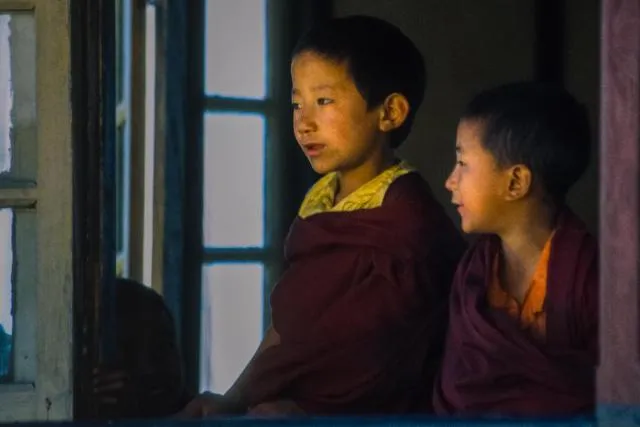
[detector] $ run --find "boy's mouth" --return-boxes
[302,143,325,157]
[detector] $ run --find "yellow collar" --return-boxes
[298,161,415,219]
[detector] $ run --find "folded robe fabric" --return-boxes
[433,209,598,417]
[245,172,466,414]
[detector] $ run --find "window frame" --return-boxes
[193,0,288,393]
[115,0,132,278]
[150,0,327,395]
[113,0,155,286]
[177,0,327,393]
[0,0,75,421]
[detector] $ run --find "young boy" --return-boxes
[434,82,598,417]
[180,15,465,416]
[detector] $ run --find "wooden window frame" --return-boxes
[170,0,330,393]
[0,0,75,421]
[114,0,155,285]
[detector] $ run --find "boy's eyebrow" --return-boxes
[311,83,336,91]
[291,84,337,96]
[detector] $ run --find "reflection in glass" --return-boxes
[0,12,37,180]
[203,113,265,248]
[0,209,13,381]
[0,15,13,174]
[200,263,263,393]
[116,0,125,102]
[204,0,266,98]
[116,124,125,254]
[142,3,157,287]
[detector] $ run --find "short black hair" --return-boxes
[116,278,176,336]
[292,15,426,148]
[462,82,591,204]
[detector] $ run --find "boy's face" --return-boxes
[291,51,385,175]
[445,120,510,234]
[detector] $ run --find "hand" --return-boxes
[248,400,305,417]
[93,367,137,418]
[94,365,188,418]
[94,368,130,402]
[175,392,234,418]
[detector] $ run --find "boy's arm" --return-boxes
[249,400,305,416]
[220,325,281,413]
[178,325,281,417]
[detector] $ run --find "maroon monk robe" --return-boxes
[245,172,466,415]
[433,209,598,417]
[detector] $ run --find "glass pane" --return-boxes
[204,0,266,98]
[116,0,126,103]
[0,209,13,382]
[0,13,36,179]
[142,3,156,286]
[0,15,12,174]
[203,113,265,247]
[116,123,125,253]
[200,263,263,393]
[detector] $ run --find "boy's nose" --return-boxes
[296,113,316,134]
[445,171,457,192]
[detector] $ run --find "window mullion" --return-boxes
[0,188,36,208]
[34,0,74,419]
[204,96,273,114]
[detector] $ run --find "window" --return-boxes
[0,1,74,421]
[115,0,132,278]
[114,0,157,286]
[142,2,157,287]
[0,8,38,391]
[199,0,277,394]
[202,113,265,248]
[0,209,14,381]
[200,263,264,392]
[0,14,14,381]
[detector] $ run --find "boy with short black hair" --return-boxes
[434,82,598,417]
[181,15,464,416]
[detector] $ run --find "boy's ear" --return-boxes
[504,164,532,201]
[378,93,410,132]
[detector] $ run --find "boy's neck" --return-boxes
[334,149,396,204]
[497,202,558,299]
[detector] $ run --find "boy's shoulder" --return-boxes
[460,209,598,269]
[383,168,467,253]
[381,167,454,224]
[382,168,432,205]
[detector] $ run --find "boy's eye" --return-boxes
[456,160,466,167]
[317,98,333,106]
[291,102,301,110]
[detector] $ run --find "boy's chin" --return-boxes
[307,159,335,175]
[461,220,495,235]
[460,223,474,234]
[460,218,479,234]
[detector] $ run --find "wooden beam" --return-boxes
[70,0,116,419]
[36,0,75,419]
[0,187,36,208]
[0,1,34,12]
[0,384,35,421]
